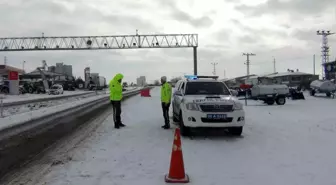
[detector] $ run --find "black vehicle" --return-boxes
[288,86,305,100]
[0,81,9,94]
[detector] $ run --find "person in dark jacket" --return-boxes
[160,76,172,129]
[109,73,126,129]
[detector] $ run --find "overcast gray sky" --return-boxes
[1,0,336,83]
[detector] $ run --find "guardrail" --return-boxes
[0,87,152,179]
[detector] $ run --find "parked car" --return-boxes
[47,84,64,95]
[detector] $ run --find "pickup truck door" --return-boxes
[173,82,185,114]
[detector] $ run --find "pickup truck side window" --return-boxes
[180,82,185,94]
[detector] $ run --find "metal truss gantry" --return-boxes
[0,33,199,75]
[316,30,335,79]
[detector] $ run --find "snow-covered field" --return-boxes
[7,88,336,185]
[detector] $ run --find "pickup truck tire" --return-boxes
[172,107,179,122]
[276,96,286,105]
[228,127,243,136]
[179,112,190,137]
[173,115,179,122]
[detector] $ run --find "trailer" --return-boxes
[97,76,106,90]
[249,84,289,105]
[310,80,336,98]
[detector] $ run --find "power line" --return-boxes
[243,53,256,79]
[211,62,218,75]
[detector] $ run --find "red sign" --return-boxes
[8,71,19,80]
[240,84,252,89]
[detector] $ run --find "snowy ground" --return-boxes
[7,88,336,185]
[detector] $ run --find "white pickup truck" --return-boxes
[172,75,245,136]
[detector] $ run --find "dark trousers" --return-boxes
[161,102,171,126]
[111,100,122,126]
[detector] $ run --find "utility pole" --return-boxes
[273,56,276,73]
[313,54,316,75]
[211,62,218,75]
[224,69,226,79]
[23,61,26,73]
[4,56,7,65]
[243,53,256,79]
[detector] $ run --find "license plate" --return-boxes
[207,114,227,119]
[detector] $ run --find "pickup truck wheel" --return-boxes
[228,127,243,136]
[172,107,179,122]
[173,115,179,122]
[276,97,286,105]
[179,112,190,136]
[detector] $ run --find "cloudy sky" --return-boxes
[1,0,336,83]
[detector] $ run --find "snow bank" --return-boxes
[2,92,109,117]
[3,90,92,104]
[0,88,142,132]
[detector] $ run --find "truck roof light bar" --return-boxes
[184,75,219,81]
[197,75,219,79]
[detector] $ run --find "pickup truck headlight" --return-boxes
[185,103,199,111]
[233,102,243,110]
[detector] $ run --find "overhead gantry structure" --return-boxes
[0,32,199,75]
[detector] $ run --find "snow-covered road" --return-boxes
[8,88,336,185]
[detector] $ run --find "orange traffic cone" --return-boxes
[165,128,190,183]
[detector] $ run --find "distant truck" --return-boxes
[89,76,106,90]
[310,80,336,98]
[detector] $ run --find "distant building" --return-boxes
[90,73,99,80]
[136,76,146,86]
[48,66,56,73]
[50,62,73,76]
[63,65,72,77]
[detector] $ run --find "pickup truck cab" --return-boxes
[172,75,245,136]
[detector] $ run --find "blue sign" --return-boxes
[184,75,197,80]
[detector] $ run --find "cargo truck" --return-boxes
[89,76,106,90]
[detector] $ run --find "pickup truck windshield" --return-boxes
[185,82,230,95]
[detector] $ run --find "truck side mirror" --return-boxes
[175,91,182,96]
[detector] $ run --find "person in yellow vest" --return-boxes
[109,73,126,129]
[160,76,172,129]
